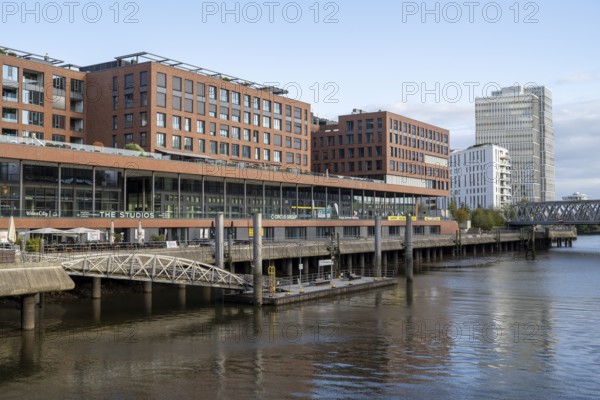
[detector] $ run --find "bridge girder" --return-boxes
[509,200,600,225]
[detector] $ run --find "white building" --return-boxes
[476,85,555,202]
[562,192,589,201]
[450,144,512,209]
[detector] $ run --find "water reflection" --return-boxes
[0,237,599,398]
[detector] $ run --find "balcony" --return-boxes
[2,108,18,123]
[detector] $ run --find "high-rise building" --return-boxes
[475,85,555,202]
[449,144,512,209]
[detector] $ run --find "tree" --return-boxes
[455,207,470,224]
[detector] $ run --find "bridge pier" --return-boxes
[92,277,101,299]
[178,284,186,308]
[392,251,399,273]
[359,253,366,276]
[21,294,37,331]
[405,214,414,283]
[253,213,263,306]
[375,215,382,278]
[347,254,353,273]
[143,281,152,294]
[382,252,388,277]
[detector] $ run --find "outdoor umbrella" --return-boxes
[7,216,16,243]
[137,220,145,244]
[109,220,115,244]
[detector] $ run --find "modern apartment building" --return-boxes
[475,85,555,202]
[450,144,512,209]
[1,50,87,143]
[312,109,450,193]
[1,46,457,240]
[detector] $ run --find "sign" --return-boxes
[248,228,265,238]
[388,216,417,221]
[424,216,441,221]
[166,241,179,249]
[317,206,332,219]
[318,259,334,267]
[87,231,101,241]
[270,214,298,220]
[299,263,303,270]
[0,231,7,243]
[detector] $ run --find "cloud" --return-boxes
[555,71,599,85]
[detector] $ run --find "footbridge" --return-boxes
[509,200,600,225]
[56,254,249,291]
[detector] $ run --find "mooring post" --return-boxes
[253,213,263,306]
[215,213,224,269]
[405,213,414,283]
[21,294,37,331]
[92,277,101,299]
[375,214,382,278]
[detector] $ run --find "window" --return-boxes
[210,141,217,154]
[286,136,292,148]
[232,91,240,105]
[124,133,134,144]
[172,116,181,130]
[172,135,181,149]
[184,137,193,151]
[173,95,182,110]
[263,116,271,128]
[274,134,282,146]
[52,114,65,129]
[140,91,148,107]
[157,133,166,147]
[253,130,259,143]
[264,149,270,161]
[185,98,193,113]
[123,94,134,108]
[243,129,251,141]
[23,110,44,126]
[140,71,148,87]
[286,152,294,164]
[232,109,240,122]
[286,105,292,117]
[253,114,260,126]
[2,65,18,81]
[294,138,301,150]
[209,122,216,136]
[157,73,166,88]
[274,150,282,163]
[112,115,117,130]
[197,83,205,97]
[263,100,271,112]
[220,107,229,120]
[244,111,251,124]
[112,76,118,91]
[124,113,133,129]
[220,142,229,155]
[244,95,251,107]
[157,113,166,127]
[139,132,147,147]
[294,107,301,119]
[254,148,261,160]
[286,120,292,132]
[209,86,217,100]
[274,102,282,114]
[140,112,148,127]
[184,79,193,94]
[197,101,205,115]
[263,132,270,144]
[172,76,182,92]
[184,117,192,132]
[274,118,282,131]
[157,92,166,108]
[22,89,43,105]
[253,97,260,110]
[112,96,117,110]
[209,104,217,117]
[220,125,229,138]
[52,134,66,142]
[242,145,251,158]
[220,88,229,103]
[232,144,240,157]
[196,120,205,134]
[198,139,206,152]
[124,74,134,89]
[232,126,240,140]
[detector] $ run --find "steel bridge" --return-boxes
[59,254,249,291]
[509,200,600,225]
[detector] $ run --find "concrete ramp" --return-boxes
[0,267,75,297]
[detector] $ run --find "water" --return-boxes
[1,236,600,399]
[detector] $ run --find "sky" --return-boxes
[3,0,599,199]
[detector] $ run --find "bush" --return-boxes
[151,234,165,242]
[26,238,41,252]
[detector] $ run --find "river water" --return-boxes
[1,236,599,399]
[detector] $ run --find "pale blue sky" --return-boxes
[3,0,599,199]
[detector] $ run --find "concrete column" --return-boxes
[374,215,382,277]
[405,213,414,283]
[286,258,293,278]
[473,245,477,257]
[392,251,399,273]
[92,277,101,299]
[303,257,310,276]
[359,253,366,276]
[178,284,186,308]
[426,248,431,262]
[347,254,353,273]
[438,248,443,261]
[143,281,152,293]
[382,252,388,277]
[215,213,224,269]
[21,294,37,331]
[253,213,263,306]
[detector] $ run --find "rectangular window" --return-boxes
[263,116,271,128]
[112,115,117,130]
[140,71,148,87]
[198,139,206,152]
[209,104,217,118]
[156,133,166,147]
[255,148,261,160]
[243,129,251,141]
[231,91,240,105]
[285,136,292,148]
[124,74,134,89]
[209,86,217,100]
[209,122,216,136]
[124,113,133,129]
[139,112,147,127]
[263,100,271,112]
[220,107,229,120]
[197,101,205,115]
[184,137,193,151]
[157,113,166,128]
[209,141,217,154]
[274,150,282,163]
[172,116,181,130]
[274,118,282,131]
[139,132,147,147]
[124,133,134,144]
[232,144,240,157]
[274,102,282,114]
[242,145,251,158]
[220,88,229,103]
[220,125,229,138]
[184,79,193,94]
[294,107,301,119]
[274,134,282,146]
[140,91,148,107]
[196,120,205,134]
[244,95,251,107]
[220,142,229,155]
[52,114,65,129]
[232,109,240,122]
[172,76,182,92]
[172,135,181,149]
[253,114,260,126]
[184,117,192,132]
[52,134,66,142]
[2,65,19,81]
[286,152,294,164]
[263,149,270,161]
[157,73,166,88]
[263,132,270,144]
[294,138,301,150]
[253,97,260,110]
[172,95,181,110]
[157,92,166,108]
[232,126,240,140]
[244,111,251,124]
[22,110,44,126]
[197,83,205,97]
